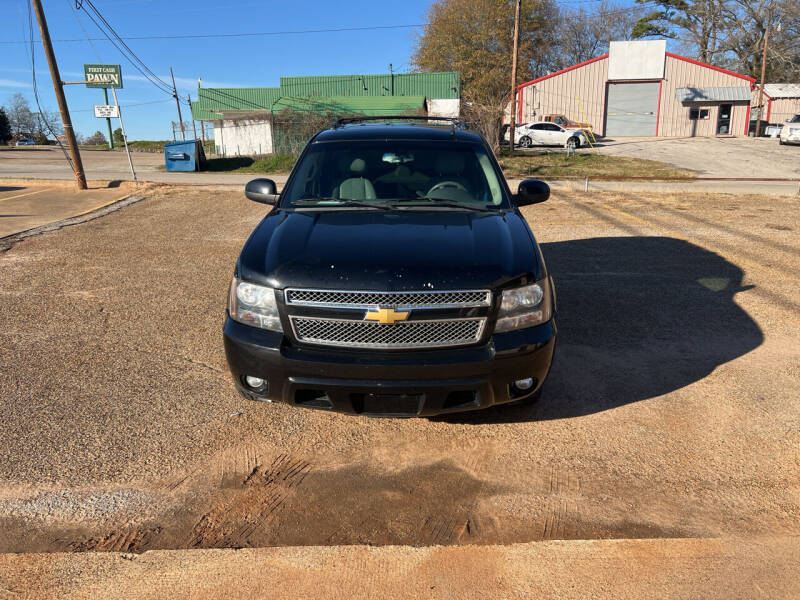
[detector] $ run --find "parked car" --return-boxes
[505,121,587,149]
[224,117,557,416]
[543,114,593,131]
[15,138,35,146]
[779,114,800,146]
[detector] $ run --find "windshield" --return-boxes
[789,115,800,123]
[281,140,508,210]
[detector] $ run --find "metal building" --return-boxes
[513,41,756,137]
[190,71,460,155]
[757,84,800,124]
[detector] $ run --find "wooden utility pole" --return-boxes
[170,67,185,141]
[508,0,522,154]
[188,94,198,140]
[31,0,87,189]
[755,24,770,138]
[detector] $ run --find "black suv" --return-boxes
[224,117,556,416]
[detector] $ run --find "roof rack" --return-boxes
[332,115,469,130]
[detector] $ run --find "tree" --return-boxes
[0,108,11,144]
[4,93,37,136]
[632,0,724,64]
[412,0,559,148]
[719,0,800,81]
[85,130,108,146]
[559,1,647,65]
[113,127,124,144]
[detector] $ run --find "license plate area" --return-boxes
[352,392,424,416]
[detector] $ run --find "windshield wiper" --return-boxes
[292,198,392,210]
[392,197,495,212]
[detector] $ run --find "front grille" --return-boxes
[285,288,491,309]
[291,317,485,349]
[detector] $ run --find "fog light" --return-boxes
[245,375,266,391]
[514,378,534,390]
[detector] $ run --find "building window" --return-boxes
[689,108,710,120]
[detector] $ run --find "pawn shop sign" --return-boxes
[84,64,123,89]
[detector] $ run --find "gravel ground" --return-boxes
[0,184,798,590]
[596,135,800,178]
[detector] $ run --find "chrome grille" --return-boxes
[291,317,485,349]
[285,288,491,309]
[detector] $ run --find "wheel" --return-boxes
[519,136,532,148]
[778,138,784,145]
[566,136,579,149]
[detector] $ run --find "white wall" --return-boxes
[428,98,460,118]
[608,40,666,81]
[213,118,273,156]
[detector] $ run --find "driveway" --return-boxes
[595,136,800,179]
[1,185,798,597]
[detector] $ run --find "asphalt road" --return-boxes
[3,145,799,196]
[1,185,798,596]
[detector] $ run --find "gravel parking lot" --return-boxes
[1,184,798,595]
[596,135,800,178]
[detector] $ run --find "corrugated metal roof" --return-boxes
[279,72,459,99]
[271,95,427,116]
[674,86,751,102]
[191,87,281,120]
[763,83,800,98]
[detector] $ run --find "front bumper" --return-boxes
[223,317,557,416]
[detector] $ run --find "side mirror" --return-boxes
[245,178,279,204]
[514,179,550,206]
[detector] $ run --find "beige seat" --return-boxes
[332,158,376,200]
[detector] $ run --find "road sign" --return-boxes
[94,104,120,118]
[84,64,123,88]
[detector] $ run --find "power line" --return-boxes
[73,0,174,96]
[0,23,426,44]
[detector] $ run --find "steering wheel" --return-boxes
[427,181,468,195]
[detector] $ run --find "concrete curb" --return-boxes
[0,194,145,252]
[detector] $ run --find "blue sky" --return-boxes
[3,0,641,141]
[2,0,433,140]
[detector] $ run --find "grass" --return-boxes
[204,153,298,174]
[498,150,694,179]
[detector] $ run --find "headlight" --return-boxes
[228,278,282,332]
[495,279,552,333]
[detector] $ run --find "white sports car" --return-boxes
[779,114,800,146]
[506,121,588,149]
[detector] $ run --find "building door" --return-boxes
[716,103,733,135]
[604,82,660,136]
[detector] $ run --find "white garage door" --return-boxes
[605,82,660,136]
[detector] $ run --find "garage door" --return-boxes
[605,82,660,136]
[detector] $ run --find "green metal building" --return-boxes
[190,71,460,155]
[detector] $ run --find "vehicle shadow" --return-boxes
[435,236,763,424]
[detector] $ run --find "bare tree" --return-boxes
[719,0,800,80]
[4,93,37,137]
[559,1,647,65]
[633,0,725,64]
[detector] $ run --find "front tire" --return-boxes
[519,136,532,148]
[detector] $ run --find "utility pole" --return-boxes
[389,63,395,96]
[170,67,185,141]
[188,94,198,140]
[755,22,769,138]
[508,0,522,154]
[103,88,114,149]
[31,0,87,189]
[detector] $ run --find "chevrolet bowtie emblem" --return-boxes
[364,307,410,325]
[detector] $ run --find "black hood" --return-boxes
[238,209,543,290]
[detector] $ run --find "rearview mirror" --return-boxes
[514,179,550,206]
[245,178,279,204]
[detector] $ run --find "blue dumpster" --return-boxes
[164,139,207,172]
